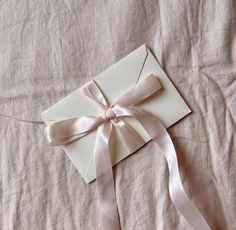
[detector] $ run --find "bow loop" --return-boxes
[113,74,162,107]
[45,116,104,146]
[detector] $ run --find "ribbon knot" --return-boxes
[45,75,210,230]
[104,107,116,120]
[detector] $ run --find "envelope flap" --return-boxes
[41,45,148,125]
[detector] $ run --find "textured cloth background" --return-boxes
[0,0,236,229]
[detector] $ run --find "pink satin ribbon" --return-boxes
[45,75,211,230]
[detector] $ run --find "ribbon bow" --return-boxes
[45,75,210,230]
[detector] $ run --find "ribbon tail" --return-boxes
[114,106,211,230]
[151,121,211,230]
[94,122,120,230]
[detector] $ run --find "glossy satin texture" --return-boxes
[45,75,211,230]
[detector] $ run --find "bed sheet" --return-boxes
[0,0,235,229]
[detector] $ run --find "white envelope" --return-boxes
[41,44,191,183]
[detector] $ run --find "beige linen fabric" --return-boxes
[0,1,235,229]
